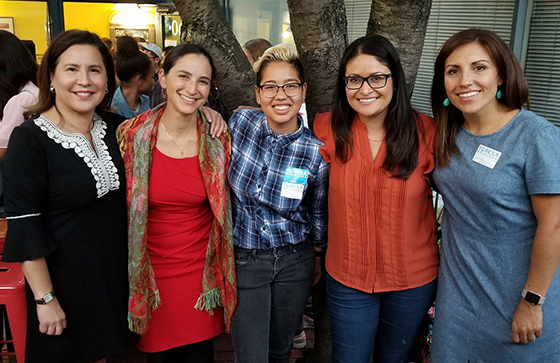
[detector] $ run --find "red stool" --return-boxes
[0,261,26,362]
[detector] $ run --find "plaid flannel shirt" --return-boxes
[228,108,328,250]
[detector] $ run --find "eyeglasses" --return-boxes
[258,83,303,98]
[344,74,392,90]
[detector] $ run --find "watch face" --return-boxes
[525,291,541,305]
[43,292,54,304]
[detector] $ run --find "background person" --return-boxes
[111,36,153,118]
[228,43,328,363]
[0,30,39,161]
[430,28,560,362]
[313,34,439,363]
[242,38,272,66]
[117,43,235,363]
[1,29,137,363]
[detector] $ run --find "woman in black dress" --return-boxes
[1,30,137,363]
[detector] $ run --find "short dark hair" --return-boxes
[115,36,153,83]
[162,43,216,84]
[432,29,529,167]
[0,30,38,119]
[331,35,420,179]
[26,30,116,118]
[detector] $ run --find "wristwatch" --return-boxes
[521,289,546,305]
[35,291,55,305]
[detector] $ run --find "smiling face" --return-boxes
[50,44,108,118]
[255,61,307,134]
[160,53,212,117]
[344,54,393,124]
[444,42,502,120]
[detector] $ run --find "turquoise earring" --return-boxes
[496,88,502,100]
[443,98,450,107]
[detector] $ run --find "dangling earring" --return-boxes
[161,88,167,99]
[443,98,450,107]
[302,97,305,103]
[496,87,502,100]
[50,85,55,93]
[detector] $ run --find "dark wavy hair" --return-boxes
[25,30,116,118]
[432,29,529,167]
[331,35,420,179]
[0,30,38,119]
[115,36,153,83]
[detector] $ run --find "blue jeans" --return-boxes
[231,242,314,363]
[327,274,437,363]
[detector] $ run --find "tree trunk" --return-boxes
[287,0,347,129]
[367,0,432,95]
[172,0,256,111]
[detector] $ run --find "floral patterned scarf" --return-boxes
[117,104,236,334]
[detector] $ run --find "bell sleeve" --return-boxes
[1,125,57,262]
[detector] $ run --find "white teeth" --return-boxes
[180,95,196,102]
[76,92,92,96]
[458,91,480,98]
[359,98,377,104]
[274,105,289,110]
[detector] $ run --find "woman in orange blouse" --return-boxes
[314,35,439,363]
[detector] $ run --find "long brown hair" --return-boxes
[331,35,420,179]
[25,30,116,118]
[432,29,529,167]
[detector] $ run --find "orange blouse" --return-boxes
[314,112,439,293]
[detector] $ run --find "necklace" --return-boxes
[160,122,195,156]
[367,135,384,142]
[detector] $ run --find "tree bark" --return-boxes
[287,0,347,129]
[367,0,432,95]
[172,0,257,111]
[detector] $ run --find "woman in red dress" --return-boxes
[117,44,236,363]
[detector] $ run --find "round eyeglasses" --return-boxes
[344,74,392,90]
[258,83,303,98]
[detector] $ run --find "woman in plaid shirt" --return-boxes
[228,43,329,363]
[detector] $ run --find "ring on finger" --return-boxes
[529,336,536,342]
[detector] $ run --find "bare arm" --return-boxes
[21,258,66,336]
[511,194,560,343]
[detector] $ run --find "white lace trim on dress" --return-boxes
[34,114,120,198]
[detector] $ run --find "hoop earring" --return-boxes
[50,85,55,93]
[443,98,450,107]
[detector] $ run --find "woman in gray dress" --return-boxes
[430,29,560,362]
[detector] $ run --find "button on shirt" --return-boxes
[228,108,328,250]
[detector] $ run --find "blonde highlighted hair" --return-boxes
[253,43,305,85]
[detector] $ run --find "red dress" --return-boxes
[137,147,224,353]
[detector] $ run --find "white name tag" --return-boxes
[281,182,304,199]
[472,144,501,169]
[280,167,308,200]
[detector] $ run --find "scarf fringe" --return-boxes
[127,290,161,334]
[194,287,222,314]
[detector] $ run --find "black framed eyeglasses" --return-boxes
[258,83,303,98]
[344,74,392,90]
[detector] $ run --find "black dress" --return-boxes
[1,114,137,363]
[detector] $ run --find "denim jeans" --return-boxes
[327,274,437,363]
[231,242,314,363]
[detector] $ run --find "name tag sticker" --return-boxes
[281,167,308,200]
[472,144,501,169]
